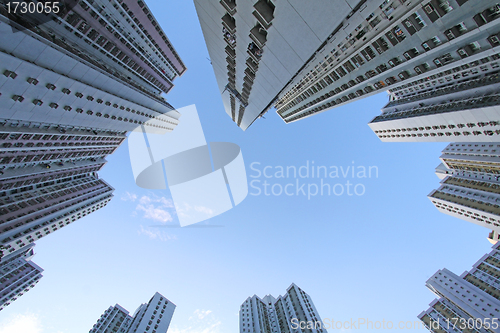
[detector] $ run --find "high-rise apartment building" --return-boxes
[2,0,186,97]
[418,242,500,332]
[240,283,325,333]
[0,243,43,311]
[280,0,500,134]
[194,0,364,130]
[196,0,500,132]
[90,292,175,333]
[0,18,181,134]
[428,142,500,235]
[0,0,185,309]
[90,303,133,333]
[0,0,185,247]
[363,0,500,142]
[0,118,122,256]
[489,230,500,243]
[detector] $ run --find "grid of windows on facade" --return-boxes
[276,0,425,116]
[90,292,174,333]
[240,283,325,333]
[373,73,500,137]
[64,0,173,93]
[218,0,275,125]
[0,257,43,311]
[428,142,500,233]
[0,177,113,255]
[276,0,500,125]
[418,242,500,332]
[0,17,184,116]
[0,0,185,99]
[1,66,178,131]
[440,143,500,175]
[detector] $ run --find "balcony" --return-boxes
[225,45,236,59]
[457,44,477,59]
[372,37,389,54]
[414,64,430,74]
[373,91,500,123]
[388,57,401,67]
[247,43,263,62]
[422,38,439,51]
[222,13,236,33]
[253,0,274,29]
[385,77,397,85]
[444,25,463,41]
[403,48,419,60]
[249,25,267,49]
[226,56,236,67]
[246,58,259,73]
[220,0,236,15]
[398,70,411,80]
[473,5,500,26]
[244,68,255,81]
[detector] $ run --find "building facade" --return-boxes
[0,0,185,251]
[90,292,175,333]
[240,283,325,333]
[0,0,185,310]
[194,0,363,130]
[418,242,500,332]
[196,0,500,132]
[0,118,122,256]
[364,0,500,142]
[89,304,133,333]
[428,142,500,235]
[0,243,43,311]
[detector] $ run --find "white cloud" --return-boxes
[121,191,138,202]
[0,313,44,333]
[136,204,173,223]
[138,225,177,241]
[169,309,221,333]
[175,202,214,220]
[193,309,212,320]
[139,195,173,207]
[134,195,175,223]
[125,193,216,225]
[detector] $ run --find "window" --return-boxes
[27,77,38,85]
[62,88,71,95]
[46,83,56,90]
[3,70,17,79]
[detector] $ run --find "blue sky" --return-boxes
[0,1,495,332]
